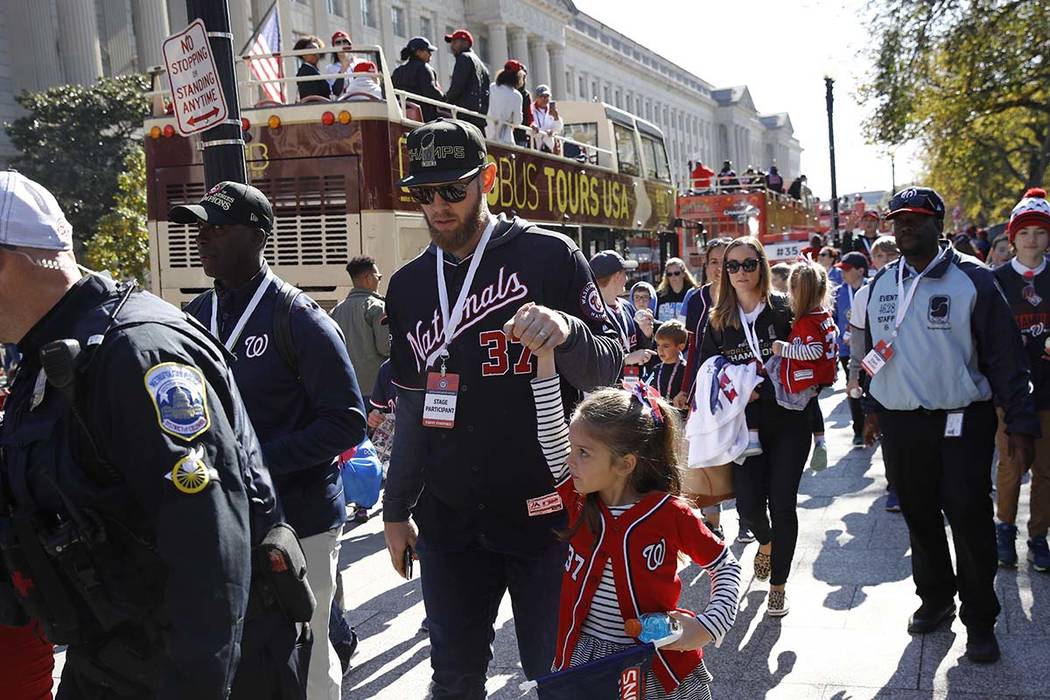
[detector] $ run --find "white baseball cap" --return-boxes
[0,171,73,251]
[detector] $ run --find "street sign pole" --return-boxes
[185,0,246,187]
[825,76,845,251]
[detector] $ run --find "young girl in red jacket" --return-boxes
[771,262,838,400]
[528,333,741,698]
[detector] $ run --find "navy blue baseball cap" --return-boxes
[398,119,487,187]
[589,250,638,278]
[836,251,869,272]
[885,187,945,220]
[406,36,437,53]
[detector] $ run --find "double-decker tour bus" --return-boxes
[675,183,824,268]
[143,46,676,307]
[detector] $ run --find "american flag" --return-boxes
[246,2,283,103]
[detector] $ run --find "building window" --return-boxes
[419,15,432,41]
[578,76,585,96]
[326,0,343,15]
[603,85,610,103]
[391,6,406,37]
[477,35,489,64]
[361,0,376,28]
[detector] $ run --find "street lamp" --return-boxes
[824,75,843,250]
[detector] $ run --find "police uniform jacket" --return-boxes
[189,265,367,539]
[0,275,281,698]
[382,215,623,552]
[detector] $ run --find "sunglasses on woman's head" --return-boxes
[724,258,760,273]
[408,177,475,205]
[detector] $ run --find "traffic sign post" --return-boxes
[163,19,228,136]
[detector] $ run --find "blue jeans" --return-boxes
[418,536,564,700]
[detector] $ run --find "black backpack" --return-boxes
[184,281,303,372]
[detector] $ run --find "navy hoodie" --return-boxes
[190,264,367,537]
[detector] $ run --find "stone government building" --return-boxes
[0,0,802,186]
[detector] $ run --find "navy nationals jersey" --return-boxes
[384,215,622,551]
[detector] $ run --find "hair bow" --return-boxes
[625,381,665,426]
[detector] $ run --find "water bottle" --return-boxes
[623,613,682,645]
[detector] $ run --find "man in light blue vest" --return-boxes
[861,186,1037,664]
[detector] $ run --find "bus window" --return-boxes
[563,122,598,162]
[641,134,671,182]
[613,122,639,176]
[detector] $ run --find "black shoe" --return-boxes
[965,629,1000,663]
[335,627,359,676]
[353,506,370,524]
[907,601,956,634]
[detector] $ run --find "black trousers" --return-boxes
[418,535,564,700]
[734,395,813,585]
[878,401,1001,631]
[807,396,825,434]
[840,357,864,437]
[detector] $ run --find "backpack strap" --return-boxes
[273,281,303,374]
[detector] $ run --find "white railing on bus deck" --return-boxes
[145,45,615,163]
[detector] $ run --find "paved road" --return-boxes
[50,381,1050,698]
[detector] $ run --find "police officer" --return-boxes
[0,172,306,698]
[382,119,622,699]
[170,182,367,700]
[861,186,1038,663]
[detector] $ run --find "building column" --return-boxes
[57,0,103,85]
[548,42,565,99]
[488,22,508,71]
[311,0,328,38]
[7,0,62,90]
[508,26,529,77]
[529,36,550,89]
[228,0,252,54]
[133,0,170,71]
[167,0,188,33]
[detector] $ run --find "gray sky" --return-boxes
[573,0,922,199]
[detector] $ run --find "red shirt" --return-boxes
[690,164,715,189]
[552,480,726,693]
[779,309,838,393]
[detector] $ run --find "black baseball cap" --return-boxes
[885,187,945,220]
[589,250,638,278]
[169,181,274,233]
[406,36,437,53]
[398,119,487,187]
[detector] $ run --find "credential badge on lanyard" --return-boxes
[738,305,765,368]
[422,217,497,429]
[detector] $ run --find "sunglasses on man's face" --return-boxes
[408,177,475,205]
[724,258,760,274]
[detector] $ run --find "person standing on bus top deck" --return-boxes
[170,182,367,700]
[505,60,534,149]
[656,257,698,323]
[531,85,563,153]
[766,165,784,193]
[486,66,523,145]
[324,31,359,98]
[294,36,332,101]
[689,160,715,191]
[391,36,443,122]
[590,250,655,384]
[0,172,305,699]
[860,186,1037,664]
[718,160,738,189]
[442,29,490,135]
[381,118,623,699]
[329,255,390,405]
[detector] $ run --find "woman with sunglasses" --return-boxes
[699,237,811,616]
[391,37,443,122]
[324,31,358,98]
[817,245,843,286]
[656,257,699,323]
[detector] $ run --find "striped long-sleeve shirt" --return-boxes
[531,374,741,649]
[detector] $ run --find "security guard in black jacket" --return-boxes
[442,29,490,134]
[391,36,444,123]
[0,172,310,699]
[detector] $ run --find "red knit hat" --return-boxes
[1008,188,1050,242]
[353,61,376,73]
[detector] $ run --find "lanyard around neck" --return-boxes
[738,303,765,366]
[894,247,947,336]
[211,270,272,353]
[432,216,496,369]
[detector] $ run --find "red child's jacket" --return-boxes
[779,309,838,393]
[552,479,727,694]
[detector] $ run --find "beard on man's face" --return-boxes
[422,188,484,253]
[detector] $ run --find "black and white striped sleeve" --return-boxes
[694,546,741,647]
[779,340,824,361]
[531,374,571,485]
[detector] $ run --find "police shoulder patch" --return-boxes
[144,362,211,441]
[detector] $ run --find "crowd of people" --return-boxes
[1,115,1049,700]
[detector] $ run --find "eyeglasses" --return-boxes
[818,252,831,258]
[408,176,476,205]
[724,258,760,274]
[666,270,683,277]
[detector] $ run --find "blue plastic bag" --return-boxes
[340,437,383,508]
